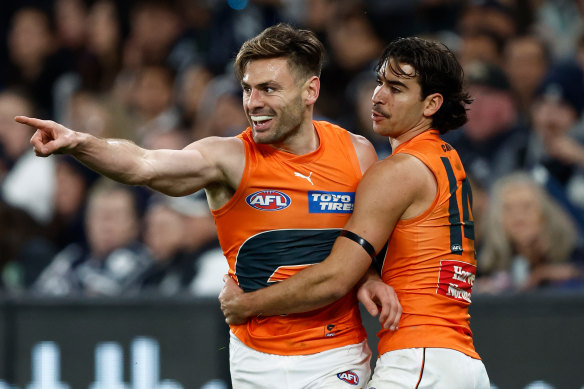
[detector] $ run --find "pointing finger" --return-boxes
[14,116,55,131]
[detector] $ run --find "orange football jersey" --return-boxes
[212,121,368,355]
[377,130,480,359]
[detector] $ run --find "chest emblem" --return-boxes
[294,171,314,185]
[246,190,291,211]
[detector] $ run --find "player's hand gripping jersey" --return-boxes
[212,121,367,355]
[378,130,480,359]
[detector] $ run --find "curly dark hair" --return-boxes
[376,37,473,134]
[234,23,325,84]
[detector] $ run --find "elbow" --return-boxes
[123,170,152,188]
[327,278,353,302]
[313,264,355,303]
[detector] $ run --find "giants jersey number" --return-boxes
[441,157,474,255]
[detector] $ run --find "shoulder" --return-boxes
[184,136,245,163]
[374,153,430,177]
[184,136,244,153]
[360,153,434,199]
[348,131,375,151]
[315,120,378,172]
[348,132,378,173]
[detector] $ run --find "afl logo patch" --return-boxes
[246,190,291,211]
[337,370,359,385]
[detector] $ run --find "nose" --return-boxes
[371,85,385,105]
[246,88,264,110]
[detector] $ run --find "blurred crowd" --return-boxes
[0,0,583,297]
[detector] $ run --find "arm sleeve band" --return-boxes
[339,230,376,260]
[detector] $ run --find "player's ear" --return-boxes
[304,76,320,106]
[423,93,443,117]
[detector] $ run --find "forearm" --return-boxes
[238,264,350,318]
[236,242,373,318]
[71,132,152,186]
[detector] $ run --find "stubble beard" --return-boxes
[252,96,305,146]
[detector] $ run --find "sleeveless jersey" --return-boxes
[212,120,368,356]
[377,130,480,359]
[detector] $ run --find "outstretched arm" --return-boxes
[219,154,433,328]
[15,116,243,197]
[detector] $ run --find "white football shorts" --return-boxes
[229,331,371,389]
[367,347,490,389]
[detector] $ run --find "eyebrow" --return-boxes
[241,81,280,89]
[378,73,409,90]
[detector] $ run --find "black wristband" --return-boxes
[339,230,376,260]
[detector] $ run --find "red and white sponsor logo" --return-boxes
[337,370,359,385]
[436,260,476,303]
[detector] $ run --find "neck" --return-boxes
[390,123,433,150]
[271,120,319,155]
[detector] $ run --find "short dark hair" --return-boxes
[234,23,325,83]
[376,37,473,134]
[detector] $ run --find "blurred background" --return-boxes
[0,0,583,388]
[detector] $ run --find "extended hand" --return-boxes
[357,278,402,331]
[15,116,77,157]
[218,275,249,325]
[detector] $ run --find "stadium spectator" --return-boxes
[457,28,506,68]
[33,179,153,296]
[2,6,72,117]
[0,89,56,225]
[136,195,199,296]
[175,64,213,129]
[203,0,285,75]
[0,89,59,291]
[129,64,180,143]
[190,74,248,140]
[530,0,584,61]
[77,0,124,93]
[62,89,135,141]
[0,201,56,293]
[442,61,527,190]
[53,0,87,54]
[524,60,584,234]
[122,0,183,71]
[317,1,384,121]
[503,34,551,123]
[475,172,584,293]
[43,156,99,252]
[457,0,517,43]
[135,193,224,296]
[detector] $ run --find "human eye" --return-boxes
[263,84,278,93]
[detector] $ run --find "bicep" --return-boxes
[144,137,243,196]
[342,157,427,254]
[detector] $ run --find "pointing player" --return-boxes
[16,24,400,388]
[219,36,491,388]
